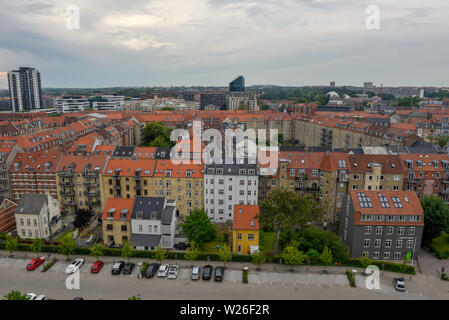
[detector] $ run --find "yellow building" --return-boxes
[101,198,134,247]
[232,205,260,254]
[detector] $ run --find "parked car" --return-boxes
[26,293,37,300]
[214,266,225,282]
[145,263,160,278]
[35,295,47,300]
[202,265,213,280]
[73,297,84,300]
[26,257,45,271]
[174,242,186,250]
[123,262,135,275]
[111,261,126,275]
[157,264,169,277]
[65,258,85,274]
[167,265,179,279]
[191,266,201,280]
[393,278,406,291]
[90,261,104,273]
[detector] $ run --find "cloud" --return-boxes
[0,0,448,88]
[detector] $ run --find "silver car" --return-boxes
[157,264,169,277]
[191,266,201,280]
[167,265,179,279]
[393,278,405,291]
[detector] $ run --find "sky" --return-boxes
[0,0,448,89]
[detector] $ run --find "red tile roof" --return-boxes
[101,198,135,220]
[233,205,260,230]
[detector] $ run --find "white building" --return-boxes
[204,161,258,223]
[55,96,90,113]
[14,193,62,240]
[130,197,177,250]
[92,95,125,111]
[226,92,258,110]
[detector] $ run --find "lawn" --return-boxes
[261,231,276,254]
[55,230,74,243]
[202,241,227,253]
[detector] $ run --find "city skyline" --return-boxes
[1,1,449,89]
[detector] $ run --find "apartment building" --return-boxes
[15,193,62,240]
[204,160,258,223]
[0,141,23,199]
[131,197,177,250]
[226,92,258,111]
[400,154,449,203]
[55,155,108,215]
[101,198,134,247]
[339,190,424,261]
[10,152,63,202]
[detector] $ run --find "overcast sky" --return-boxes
[0,0,448,89]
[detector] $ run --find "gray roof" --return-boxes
[161,205,175,224]
[112,146,136,158]
[131,234,161,247]
[131,197,165,220]
[205,158,257,175]
[16,194,47,215]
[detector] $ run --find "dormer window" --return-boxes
[136,210,143,219]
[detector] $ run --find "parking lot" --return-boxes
[1,255,448,299]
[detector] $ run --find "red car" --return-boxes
[91,261,104,273]
[26,257,45,271]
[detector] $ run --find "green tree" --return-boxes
[128,295,141,300]
[184,240,200,266]
[149,135,172,147]
[160,106,175,111]
[181,208,216,248]
[4,290,29,300]
[142,122,172,147]
[5,235,18,257]
[281,241,305,270]
[31,238,43,258]
[428,134,449,148]
[258,187,323,254]
[251,251,266,271]
[154,245,165,264]
[319,246,333,270]
[421,196,449,244]
[360,252,372,269]
[399,257,408,279]
[59,237,77,260]
[218,245,232,267]
[89,243,104,261]
[121,240,135,262]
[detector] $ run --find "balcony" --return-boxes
[442,179,449,185]
[60,181,74,187]
[60,189,75,196]
[134,175,141,181]
[83,172,98,178]
[338,175,349,182]
[114,185,121,190]
[86,199,100,206]
[84,181,99,187]
[58,172,73,178]
[134,184,142,190]
[114,175,121,180]
[84,190,100,197]
[62,200,76,206]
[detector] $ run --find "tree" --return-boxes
[420,196,449,244]
[184,240,200,266]
[4,290,29,300]
[428,134,449,148]
[281,241,305,270]
[142,122,173,147]
[360,252,372,269]
[399,257,408,279]
[154,245,165,264]
[89,243,104,261]
[59,237,77,260]
[128,295,141,300]
[73,208,93,229]
[31,238,43,258]
[121,240,135,262]
[251,251,266,271]
[258,187,323,254]
[5,235,18,257]
[160,106,175,111]
[319,246,333,270]
[181,208,216,248]
[218,245,231,267]
[149,135,172,147]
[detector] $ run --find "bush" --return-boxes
[442,272,449,281]
[242,267,248,284]
[346,269,356,287]
[141,262,149,277]
[0,232,6,240]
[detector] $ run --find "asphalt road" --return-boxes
[2,257,449,300]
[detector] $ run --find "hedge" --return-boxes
[346,269,356,287]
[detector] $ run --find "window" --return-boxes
[385,239,392,248]
[376,226,383,235]
[387,227,394,235]
[409,227,415,236]
[394,252,401,260]
[374,239,381,248]
[406,240,413,248]
[248,234,255,241]
[365,226,372,235]
[398,227,405,236]
[363,239,370,248]
[383,252,390,260]
[372,252,380,259]
[396,240,403,248]
[237,233,242,240]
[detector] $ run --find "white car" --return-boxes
[65,258,85,274]
[167,265,179,279]
[35,295,47,300]
[157,264,169,277]
[26,293,37,300]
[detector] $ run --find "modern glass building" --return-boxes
[229,75,245,92]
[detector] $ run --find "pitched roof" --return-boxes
[348,154,404,174]
[16,194,47,215]
[233,205,260,230]
[101,198,135,220]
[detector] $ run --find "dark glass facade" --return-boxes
[229,76,245,92]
